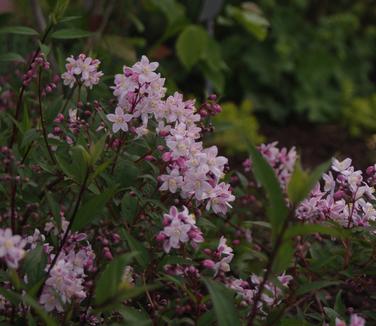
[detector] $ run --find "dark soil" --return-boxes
[261,123,374,170]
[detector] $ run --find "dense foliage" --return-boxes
[0,1,375,326]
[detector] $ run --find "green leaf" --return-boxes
[0,26,39,36]
[51,28,93,39]
[249,144,288,239]
[287,160,331,204]
[120,229,150,268]
[89,134,107,165]
[0,52,25,63]
[334,291,346,316]
[121,193,139,223]
[273,241,294,273]
[296,281,341,296]
[52,0,70,22]
[226,5,269,40]
[176,25,208,69]
[284,223,350,239]
[203,278,240,326]
[22,245,47,286]
[119,307,152,326]
[0,288,58,326]
[72,186,117,231]
[95,253,135,306]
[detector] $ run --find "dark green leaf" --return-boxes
[51,28,93,39]
[120,229,150,268]
[95,253,135,305]
[121,193,139,223]
[72,186,117,231]
[203,278,240,326]
[296,281,341,296]
[0,26,39,35]
[0,52,25,63]
[249,144,288,239]
[176,25,208,69]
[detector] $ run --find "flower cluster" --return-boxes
[62,54,103,89]
[202,236,234,276]
[107,55,234,215]
[244,142,297,188]
[22,52,50,87]
[0,228,26,268]
[296,158,376,227]
[226,272,292,311]
[156,206,204,253]
[40,229,95,312]
[336,314,366,326]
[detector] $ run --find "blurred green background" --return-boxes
[1,0,376,164]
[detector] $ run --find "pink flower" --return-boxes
[0,228,26,269]
[332,158,352,173]
[62,54,103,89]
[132,55,159,84]
[158,206,204,253]
[106,107,133,133]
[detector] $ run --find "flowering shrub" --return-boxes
[0,17,375,326]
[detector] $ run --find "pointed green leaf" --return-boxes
[203,278,240,326]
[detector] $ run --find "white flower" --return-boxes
[106,107,133,133]
[0,228,26,269]
[332,158,352,173]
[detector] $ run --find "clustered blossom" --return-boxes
[244,142,297,188]
[336,314,366,326]
[202,236,234,276]
[156,206,204,253]
[22,52,50,86]
[107,55,235,215]
[0,228,26,268]
[226,272,292,312]
[62,54,103,89]
[296,158,376,227]
[40,226,95,312]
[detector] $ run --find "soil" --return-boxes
[260,122,374,170]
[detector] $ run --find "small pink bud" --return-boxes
[202,259,215,269]
[157,145,165,151]
[156,233,166,242]
[144,155,156,161]
[208,94,217,101]
[162,152,172,162]
[104,250,113,260]
[159,130,170,137]
[203,248,212,255]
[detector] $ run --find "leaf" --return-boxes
[120,229,150,268]
[22,245,47,286]
[51,28,93,39]
[95,253,135,305]
[72,186,117,231]
[287,160,331,204]
[226,5,269,40]
[273,241,294,273]
[249,144,288,239]
[284,223,350,239]
[89,134,107,165]
[0,26,39,35]
[296,281,341,296]
[119,307,152,326]
[334,291,346,316]
[176,25,208,69]
[203,278,240,326]
[121,193,139,223]
[0,288,58,326]
[0,52,25,63]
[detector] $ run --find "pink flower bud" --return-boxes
[144,155,156,161]
[156,233,166,242]
[162,152,172,162]
[202,259,215,269]
[159,130,170,137]
[203,248,211,255]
